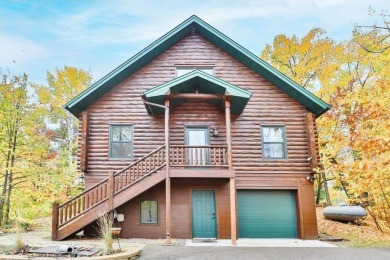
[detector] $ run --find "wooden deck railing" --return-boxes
[170,145,228,167]
[55,145,166,229]
[53,143,228,239]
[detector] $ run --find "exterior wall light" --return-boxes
[212,128,219,137]
[77,174,85,185]
[306,175,315,183]
[117,214,125,222]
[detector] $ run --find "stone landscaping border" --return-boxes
[0,247,141,260]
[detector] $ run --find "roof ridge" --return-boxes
[65,15,330,118]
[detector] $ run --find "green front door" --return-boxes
[192,190,217,238]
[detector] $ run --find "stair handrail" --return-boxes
[58,144,166,209]
[114,144,165,176]
[53,144,167,240]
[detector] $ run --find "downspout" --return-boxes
[141,95,171,244]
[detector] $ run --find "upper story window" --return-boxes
[109,125,133,158]
[261,126,287,159]
[176,67,214,77]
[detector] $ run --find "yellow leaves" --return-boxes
[36,86,51,105]
[261,28,341,91]
[262,23,390,230]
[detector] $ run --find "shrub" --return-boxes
[97,212,113,255]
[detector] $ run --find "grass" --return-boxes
[97,212,113,255]
[317,207,390,247]
[0,245,15,254]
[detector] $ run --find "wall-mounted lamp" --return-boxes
[306,175,316,183]
[114,210,124,222]
[77,174,85,185]
[117,214,125,222]
[212,128,219,137]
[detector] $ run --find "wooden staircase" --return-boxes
[52,145,166,241]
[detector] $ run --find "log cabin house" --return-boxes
[52,16,330,243]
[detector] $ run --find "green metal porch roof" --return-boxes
[143,70,252,115]
[65,15,330,118]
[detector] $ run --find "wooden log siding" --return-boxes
[79,32,313,188]
[79,111,89,172]
[304,112,320,171]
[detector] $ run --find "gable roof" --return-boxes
[65,15,330,118]
[143,69,252,115]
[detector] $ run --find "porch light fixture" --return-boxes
[117,214,125,222]
[212,128,219,137]
[306,175,315,183]
[77,174,85,185]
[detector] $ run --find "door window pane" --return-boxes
[188,130,206,146]
[140,200,158,224]
[186,128,210,165]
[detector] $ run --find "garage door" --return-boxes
[237,190,297,238]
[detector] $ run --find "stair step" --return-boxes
[56,169,166,240]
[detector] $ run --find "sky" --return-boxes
[1,0,389,85]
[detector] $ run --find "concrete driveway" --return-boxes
[138,245,390,260]
[186,239,336,247]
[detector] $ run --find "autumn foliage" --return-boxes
[0,67,91,227]
[262,15,390,231]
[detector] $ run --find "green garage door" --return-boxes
[237,190,297,238]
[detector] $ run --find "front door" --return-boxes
[185,127,210,166]
[192,190,217,238]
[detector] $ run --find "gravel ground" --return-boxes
[0,228,184,247]
[0,230,146,252]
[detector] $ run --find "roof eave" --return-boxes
[315,106,331,118]
[65,15,330,119]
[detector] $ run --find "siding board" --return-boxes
[80,32,315,188]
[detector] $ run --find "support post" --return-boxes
[229,178,237,245]
[80,111,89,172]
[165,99,172,244]
[52,202,59,241]
[225,99,236,245]
[225,99,233,170]
[108,171,115,221]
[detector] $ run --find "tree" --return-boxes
[261,28,342,91]
[261,23,390,231]
[261,29,342,205]
[0,66,92,227]
[354,8,390,53]
[0,72,51,226]
[36,66,92,168]
[35,66,92,199]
